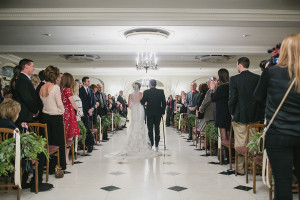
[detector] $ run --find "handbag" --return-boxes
[55,165,64,178]
[257,78,296,188]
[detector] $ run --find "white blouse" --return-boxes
[73,94,83,121]
[40,85,65,115]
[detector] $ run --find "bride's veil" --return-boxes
[129,83,140,107]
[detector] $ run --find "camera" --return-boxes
[260,43,281,70]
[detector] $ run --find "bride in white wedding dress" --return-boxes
[105,83,161,159]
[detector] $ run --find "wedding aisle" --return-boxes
[1,127,273,200]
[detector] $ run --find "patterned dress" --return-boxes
[61,88,80,139]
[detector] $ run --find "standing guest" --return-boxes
[14,59,39,130]
[79,76,96,152]
[117,90,127,128]
[14,59,52,191]
[199,79,216,126]
[228,57,263,175]
[3,85,13,99]
[95,84,109,140]
[10,65,22,99]
[60,73,80,165]
[166,95,175,127]
[0,99,53,192]
[72,82,83,121]
[36,70,46,122]
[75,79,82,89]
[180,93,187,114]
[56,73,63,85]
[255,34,300,200]
[210,69,231,161]
[40,65,66,172]
[31,74,40,89]
[186,82,200,140]
[90,84,99,125]
[95,84,107,117]
[111,96,117,112]
[197,83,209,131]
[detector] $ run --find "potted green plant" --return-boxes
[0,133,48,176]
[247,131,263,156]
[187,114,197,129]
[205,122,218,143]
[78,121,87,145]
[114,113,121,127]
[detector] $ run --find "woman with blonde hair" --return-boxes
[31,74,40,89]
[255,33,300,200]
[60,73,80,165]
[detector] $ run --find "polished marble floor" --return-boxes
[1,127,298,200]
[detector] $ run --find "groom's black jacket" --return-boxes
[141,87,166,116]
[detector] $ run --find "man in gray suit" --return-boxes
[185,82,200,140]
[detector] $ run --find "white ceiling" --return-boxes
[0,1,299,94]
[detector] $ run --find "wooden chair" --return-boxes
[27,123,60,182]
[220,124,235,169]
[0,128,21,200]
[235,124,265,183]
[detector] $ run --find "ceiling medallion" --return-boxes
[123,28,170,39]
[195,55,235,63]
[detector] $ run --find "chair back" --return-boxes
[0,128,15,144]
[245,124,265,146]
[27,123,49,152]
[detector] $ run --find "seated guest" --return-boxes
[60,73,80,165]
[0,98,53,192]
[40,65,66,172]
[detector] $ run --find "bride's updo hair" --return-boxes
[133,82,141,89]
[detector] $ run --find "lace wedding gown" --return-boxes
[105,86,160,159]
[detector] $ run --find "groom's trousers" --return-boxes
[146,114,161,147]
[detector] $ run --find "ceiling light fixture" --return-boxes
[136,39,158,73]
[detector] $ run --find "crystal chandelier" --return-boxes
[136,51,158,73]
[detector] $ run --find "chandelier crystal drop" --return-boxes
[136,51,158,73]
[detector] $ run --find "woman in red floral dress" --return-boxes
[60,73,80,165]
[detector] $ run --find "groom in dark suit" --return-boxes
[140,79,166,150]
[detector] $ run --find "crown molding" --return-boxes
[0,8,299,22]
[0,44,269,54]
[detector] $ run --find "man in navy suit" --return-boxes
[79,76,96,152]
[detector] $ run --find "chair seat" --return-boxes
[221,140,234,147]
[49,145,59,154]
[66,140,74,146]
[236,146,247,155]
[253,156,263,165]
[200,132,205,136]
[90,129,97,133]
[78,135,83,140]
